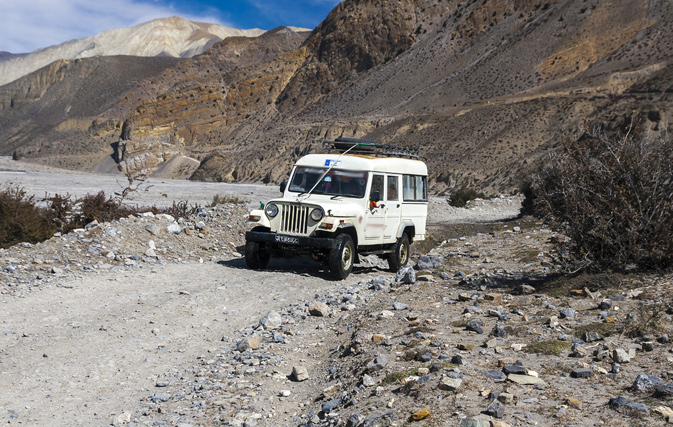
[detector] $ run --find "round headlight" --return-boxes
[265,203,279,217]
[310,207,324,222]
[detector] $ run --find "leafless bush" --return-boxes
[0,185,56,248]
[448,187,488,207]
[532,118,673,271]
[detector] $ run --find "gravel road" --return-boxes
[0,158,523,426]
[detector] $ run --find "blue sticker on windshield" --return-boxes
[325,160,341,167]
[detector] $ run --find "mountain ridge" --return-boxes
[0,17,268,86]
[1,0,671,194]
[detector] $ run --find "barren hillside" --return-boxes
[0,0,671,193]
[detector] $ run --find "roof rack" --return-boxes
[322,137,419,159]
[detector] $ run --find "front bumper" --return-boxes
[246,230,335,250]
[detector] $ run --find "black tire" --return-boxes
[329,234,355,280]
[387,234,410,272]
[245,240,270,269]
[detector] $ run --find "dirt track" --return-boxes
[0,158,523,426]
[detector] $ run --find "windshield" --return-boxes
[288,166,368,198]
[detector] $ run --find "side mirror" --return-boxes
[279,181,287,193]
[371,190,381,203]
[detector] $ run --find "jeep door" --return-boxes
[383,175,402,240]
[364,174,385,241]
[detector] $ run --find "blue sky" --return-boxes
[0,0,341,54]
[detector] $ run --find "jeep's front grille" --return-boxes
[279,204,309,235]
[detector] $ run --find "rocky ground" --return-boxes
[1,161,673,427]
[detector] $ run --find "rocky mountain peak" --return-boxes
[0,17,267,86]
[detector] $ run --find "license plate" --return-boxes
[275,235,299,245]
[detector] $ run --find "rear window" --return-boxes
[402,175,427,201]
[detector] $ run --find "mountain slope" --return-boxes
[0,17,265,86]
[1,0,672,193]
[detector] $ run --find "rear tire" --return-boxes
[387,234,410,272]
[329,234,354,280]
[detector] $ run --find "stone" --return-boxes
[632,373,663,391]
[655,383,673,398]
[490,422,511,427]
[485,338,497,348]
[460,419,490,427]
[144,248,157,258]
[546,315,559,326]
[309,301,330,317]
[458,342,475,351]
[625,402,649,414]
[292,366,309,381]
[566,398,583,409]
[570,368,594,379]
[486,399,505,418]
[167,223,182,234]
[411,408,431,421]
[379,310,395,319]
[467,319,485,333]
[415,255,442,270]
[497,392,514,404]
[367,354,389,372]
[259,311,282,329]
[599,300,612,310]
[458,292,473,301]
[608,396,630,408]
[322,398,342,413]
[612,348,630,363]
[502,364,527,375]
[237,334,261,351]
[484,293,502,302]
[396,265,415,283]
[438,376,462,391]
[507,374,546,386]
[582,331,603,342]
[362,374,377,387]
[279,390,291,397]
[392,301,409,310]
[372,334,386,343]
[654,406,673,422]
[483,370,507,382]
[642,341,655,351]
[518,285,536,295]
[559,308,576,319]
[322,383,341,399]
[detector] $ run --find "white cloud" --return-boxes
[0,0,225,53]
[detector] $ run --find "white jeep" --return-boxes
[245,138,428,279]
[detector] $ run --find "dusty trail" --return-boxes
[1,258,388,425]
[0,158,522,425]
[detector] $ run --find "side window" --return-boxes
[370,174,384,201]
[402,175,427,201]
[387,175,399,201]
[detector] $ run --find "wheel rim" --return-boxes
[342,243,353,270]
[400,242,408,263]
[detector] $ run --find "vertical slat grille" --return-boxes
[279,204,309,234]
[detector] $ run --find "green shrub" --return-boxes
[448,187,487,207]
[532,118,673,271]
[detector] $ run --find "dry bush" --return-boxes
[448,187,487,207]
[532,118,673,271]
[0,185,57,248]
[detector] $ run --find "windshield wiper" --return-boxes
[330,195,343,200]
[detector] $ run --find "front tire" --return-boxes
[387,234,410,272]
[245,240,270,270]
[329,234,355,280]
